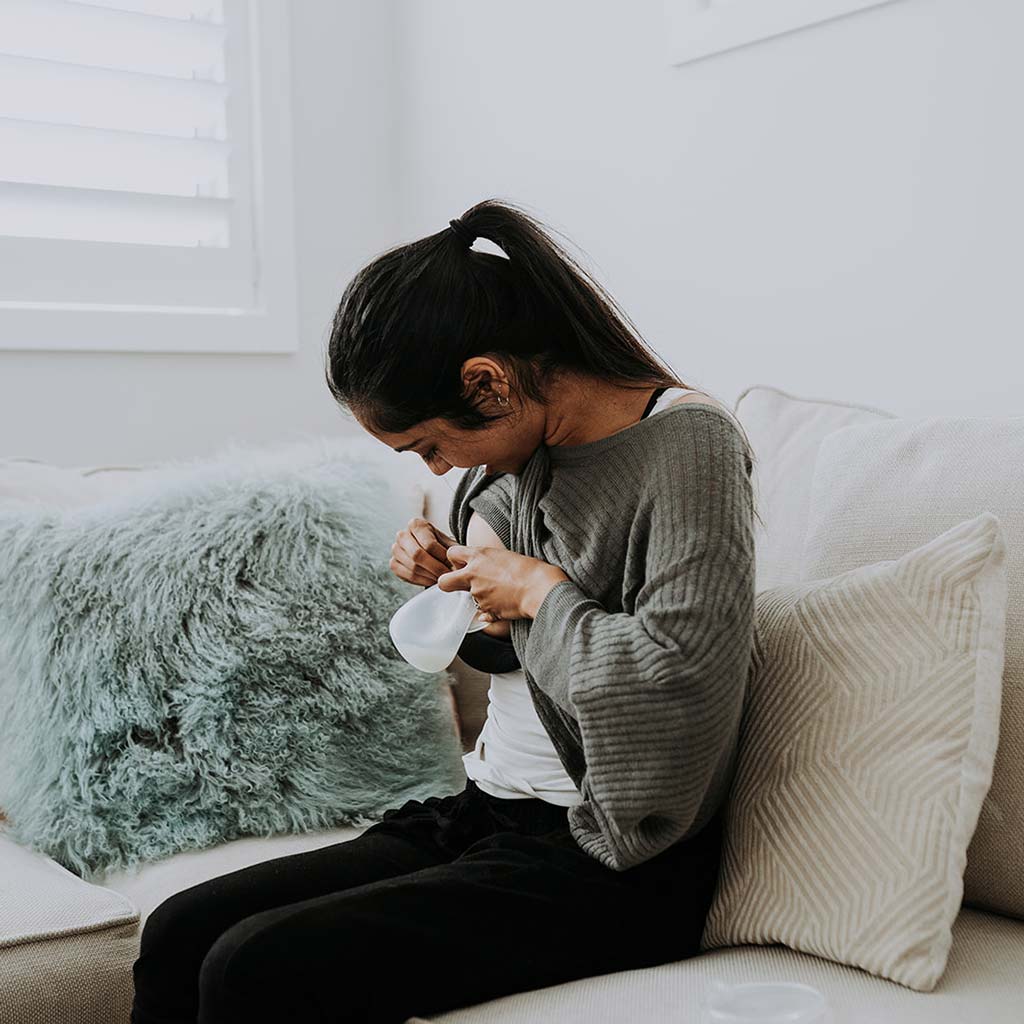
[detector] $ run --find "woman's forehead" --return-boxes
[354,410,438,451]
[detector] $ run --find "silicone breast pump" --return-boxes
[389,583,490,673]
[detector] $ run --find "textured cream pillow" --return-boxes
[701,513,1008,992]
[800,416,1024,921]
[732,385,897,591]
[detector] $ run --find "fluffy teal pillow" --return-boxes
[0,438,465,881]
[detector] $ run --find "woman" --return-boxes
[130,198,760,1024]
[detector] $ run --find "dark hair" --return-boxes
[324,197,762,525]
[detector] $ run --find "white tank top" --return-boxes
[462,386,738,805]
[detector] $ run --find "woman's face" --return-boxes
[355,359,545,477]
[361,413,540,478]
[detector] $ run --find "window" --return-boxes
[0,0,298,353]
[667,0,901,67]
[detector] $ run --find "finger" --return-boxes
[436,568,470,592]
[445,544,472,568]
[394,530,450,581]
[390,552,441,587]
[430,524,458,549]
[410,521,453,567]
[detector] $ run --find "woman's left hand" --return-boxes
[437,545,569,622]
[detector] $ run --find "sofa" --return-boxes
[1,383,1021,1024]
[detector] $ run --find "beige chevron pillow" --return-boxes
[700,512,1008,992]
[800,415,1024,920]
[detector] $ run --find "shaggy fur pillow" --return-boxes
[0,438,465,881]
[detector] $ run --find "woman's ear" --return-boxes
[460,357,509,407]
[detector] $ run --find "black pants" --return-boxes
[130,778,724,1024]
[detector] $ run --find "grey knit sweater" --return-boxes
[449,402,759,872]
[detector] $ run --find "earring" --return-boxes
[497,392,509,406]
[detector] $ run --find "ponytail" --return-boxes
[325,197,761,525]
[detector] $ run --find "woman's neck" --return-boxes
[543,375,663,449]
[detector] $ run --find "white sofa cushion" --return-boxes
[98,823,371,928]
[732,385,897,591]
[800,416,1024,921]
[412,908,1024,1024]
[96,822,1024,1024]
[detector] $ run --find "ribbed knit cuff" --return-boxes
[524,578,604,715]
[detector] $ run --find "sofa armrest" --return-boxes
[0,831,139,947]
[0,831,141,1023]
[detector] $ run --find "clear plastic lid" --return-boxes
[706,981,828,1024]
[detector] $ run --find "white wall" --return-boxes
[4,0,1022,467]
[0,1,400,466]
[393,0,1024,419]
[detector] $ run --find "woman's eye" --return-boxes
[422,446,439,463]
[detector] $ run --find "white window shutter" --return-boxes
[0,0,298,353]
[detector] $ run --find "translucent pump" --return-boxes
[389,584,490,673]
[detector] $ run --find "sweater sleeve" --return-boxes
[522,409,757,869]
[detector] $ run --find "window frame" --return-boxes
[0,0,299,354]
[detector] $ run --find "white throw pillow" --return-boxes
[2,437,432,522]
[799,415,1024,920]
[701,513,1008,992]
[732,385,897,591]
[0,457,149,507]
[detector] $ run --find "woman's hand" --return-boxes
[479,617,512,639]
[437,545,569,622]
[389,517,458,587]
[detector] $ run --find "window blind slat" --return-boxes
[0,0,297,350]
[0,181,230,247]
[0,0,255,275]
[0,117,230,198]
[78,0,224,25]
[0,55,227,139]
[0,0,226,81]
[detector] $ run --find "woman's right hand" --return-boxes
[389,519,513,639]
[389,517,458,587]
